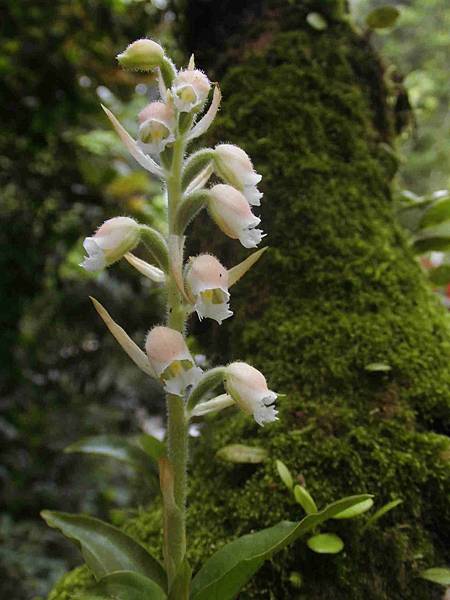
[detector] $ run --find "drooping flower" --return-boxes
[185,254,233,324]
[81,217,140,272]
[116,39,165,71]
[172,69,211,113]
[224,362,278,426]
[214,144,263,206]
[208,184,264,248]
[145,326,202,396]
[138,101,176,155]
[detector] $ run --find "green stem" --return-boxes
[164,132,189,588]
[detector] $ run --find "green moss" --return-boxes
[49,5,449,600]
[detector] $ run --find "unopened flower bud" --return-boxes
[225,362,278,426]
[214,144,263,206]
[117,39,165,71]
[208,184,265,248]
[172,69,211,113]
[145,326,202,396]
[138,101,176,155]
[81,217,140,272]
[185,254,233,324]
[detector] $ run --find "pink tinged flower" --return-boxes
[116,39,165,71]
[214,144,263,206]
[145,326,203,396]
[172,69,211,113]
[225,362,278,426]
[185,254,233,324]
[81,217,140,272]
[138,102,176,155]
[208,184,265,249]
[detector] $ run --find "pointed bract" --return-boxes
[90,297,156,378]
[188,86,221,141]
[125,253,165,283]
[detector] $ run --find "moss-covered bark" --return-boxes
[49,1,449,598]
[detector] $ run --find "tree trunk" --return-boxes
[49,1,449,598]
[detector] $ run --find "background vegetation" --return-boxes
[0,0,448,598]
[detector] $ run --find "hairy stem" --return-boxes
[164,132,188,588]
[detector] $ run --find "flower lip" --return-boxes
[172,69,211,112]
[186,254,233,324]
[145,326,203,396]
[137,102,176,154]
[225,361,278,426]
[208,184,265,248]
[214,144,263,206]
[81,217,140,272]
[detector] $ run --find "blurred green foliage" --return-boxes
[0,1,175,597]
[351,0,450,195]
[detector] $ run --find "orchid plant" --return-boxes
[42,39,370,600]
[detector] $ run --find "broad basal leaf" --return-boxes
[216,444,267,464]
[41,511,166,591]
[91,570,167,599]
[190,494,371,600]
[419,567,450,586]
[333,498,373,519]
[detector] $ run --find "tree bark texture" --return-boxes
[50,1,449,598]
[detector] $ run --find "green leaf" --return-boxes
[190,494,371,600]
[293,485,318,514]
[216,444,267,464]
[307,533,344,554]
[428,265,450,286]
[92,571,167,599]
[420,197,450,229]
[364,363,391,372]
[412,236,450,254]
[65,435,156,472]
[186,367,226,412]
[168,559,192,599]
[275,459,293,490]
[306,12,328,30]
[333,498,374,519]
[419,567,450,586]
[362,499,402,531]
[366,6,400,29]
[41,511,166,591]
[136,433,166,461]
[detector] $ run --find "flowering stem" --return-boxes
[164,132,188,588]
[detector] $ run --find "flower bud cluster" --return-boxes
[81,38,279,428]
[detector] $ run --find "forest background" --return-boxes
[0,0,448,598]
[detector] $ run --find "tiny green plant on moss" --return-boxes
[41,39,370,600]
[275,459,402,564]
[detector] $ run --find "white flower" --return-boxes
[81,217,140,272]
[208,184,265,248]
[214,144,263,206]
[138,101,176,155]
[145,326,203,396]
[185,254,233,324]
[116,39,165,71]
[172,69,211,113]
[225,362,278,426]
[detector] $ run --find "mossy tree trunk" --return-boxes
[181,1,449,598]
[50,1,449,599]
